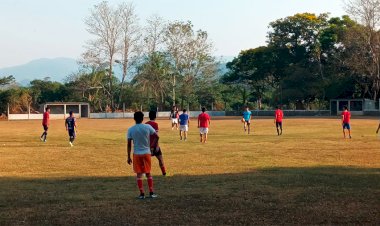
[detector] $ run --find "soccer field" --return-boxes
[0,117,379,225]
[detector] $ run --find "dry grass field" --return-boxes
[0,117,379,225]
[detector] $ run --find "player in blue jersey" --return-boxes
[242,106,252,134]
[65,111,77,147]
[178,109,190,141]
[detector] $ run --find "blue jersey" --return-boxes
[243,111,252,121]
[179,114,189,125]
[65,117,76,130]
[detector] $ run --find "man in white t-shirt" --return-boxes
[127,111,159,199]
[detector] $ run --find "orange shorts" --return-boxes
[133,154,151,174]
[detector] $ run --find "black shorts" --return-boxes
[68,129,76,138]
[276,122,282,128]
[151,147,162,157]
[43,125,49,131]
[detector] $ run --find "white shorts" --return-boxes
[199,127,209,135]
[171,118,178,124]
[179,125,188,131]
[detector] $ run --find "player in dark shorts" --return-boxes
[65,111,77,147]
[146,111,167,176]
[40,107,50,142]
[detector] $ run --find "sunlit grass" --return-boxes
[0,117,379,225]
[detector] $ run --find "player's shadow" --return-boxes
[1,166,379,225]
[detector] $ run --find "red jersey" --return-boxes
[146,121,159,148]
[42,112,50,125]
[198,112,210,128]
[342,111,351,123]
[275,109,283,122]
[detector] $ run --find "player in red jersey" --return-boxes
[274,106,284,136]
[145,111,167,176]
[341,106,352,139]
[40,107,50,142]
[198,107,211,143]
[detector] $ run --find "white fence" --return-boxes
[89,111,226,119]
[7,111,226,120]
[8,113,81,120]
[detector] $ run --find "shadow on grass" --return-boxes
[1,167,379,225]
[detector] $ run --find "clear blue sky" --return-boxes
[0,0,346,68]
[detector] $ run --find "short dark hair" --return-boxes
[183,109,187,113]
[69,111,73,116]
[149,111,157,120]
[343,106,348,110]
[134,111,144,123]
[277,105,281,109]
[201,107,206,112]
[45,107,50,111]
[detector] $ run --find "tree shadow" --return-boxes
[1,166,379,225]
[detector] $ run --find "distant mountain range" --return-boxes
[0,56,234,86]
[0,58,79,86]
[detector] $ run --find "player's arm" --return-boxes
[65,120,68,131]
[188,117,190,127]
[127,138,132,165]
[376,123,380,134]
[198,117,200,128]
[74,119,78,131]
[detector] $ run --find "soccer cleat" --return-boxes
[138,193,145,199]
[69,142,73,147]
[149,192,158,198]
[40,137,44,142]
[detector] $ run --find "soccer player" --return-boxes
[127,111,158,199]
[169,107,179,130]
[179,109,190,141]
[145,111,167,176]
[242,106,252,134]
[65,111,77,147]
[40,107,50,142]
[198,107,211,143]
[274,105,284,136]
[341,106,351,139]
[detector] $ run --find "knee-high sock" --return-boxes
[137,178,144,194]
[147,177,154,193]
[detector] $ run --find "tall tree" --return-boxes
[116,2,141,108]
[345,0,380,100]
[85,1,121,111]
[132,52,172,110]
[165,21,217,107]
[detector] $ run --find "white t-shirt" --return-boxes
[127,123,156,155]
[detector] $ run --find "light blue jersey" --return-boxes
[243,110,252,121]
[127,124,156,155]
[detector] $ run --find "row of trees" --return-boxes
[1,0,379,113]
[76,1,219,112]
[223,0,380,109]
